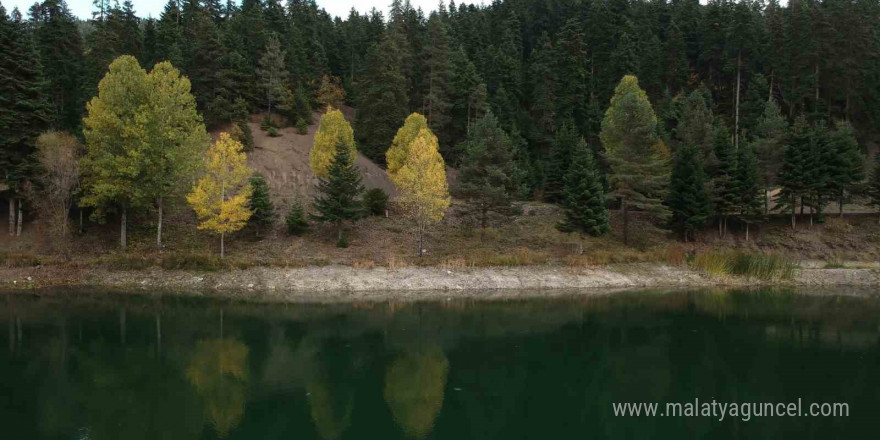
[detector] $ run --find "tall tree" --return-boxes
[826,121,864,216]
[257,33,288,114]
[601,75,669,245]
[867,153,880,224]
[310,108,356,178]
[775,115,810,229]
[556,138,609,248]
[390,128,450,256]
[454,112,520,229]
[711,119,738,237]
[542,122,578,203]
[735,141,763,240]
[356,35,409,163]
[667,144,711,242]
[424,13,454,156]
[311,143,364,245]
[246,174,274,235]
[752,98,788,213]
[187,132,254,258]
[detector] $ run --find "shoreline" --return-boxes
[2,264,880,299]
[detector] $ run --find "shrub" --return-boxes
[286,202,309,236]
[693,251,794,280]
[1,252,42,268]
[295,117,309,134]
[267,126,281,137]
[260,115,275,131]
[336,234,349,248]
[230,119,254,151]
[363,188,389,216]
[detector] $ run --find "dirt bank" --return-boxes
[1,264,879,299]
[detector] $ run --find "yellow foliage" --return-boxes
[391,128,450,225]
[310,108,356,178]
[384,348,449,439]
[186,338,249,438]
[386,113,431,178]
[187,133,254,237]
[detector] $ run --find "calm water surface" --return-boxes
[1,289,878,439]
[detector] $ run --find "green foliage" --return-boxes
[543,122,579,203]
[295,118,309,135]
[355,34,409,164]
[867,153,880,219]
[455,112,522,228]
[711,119,738,219]
[825,121,864,214]
[556,139,609,238]
[285,201,309,236]
[267,126,280,137]
[260,115,276,131]
[735,142,764,223]
[312,143,365,240]
[775,116,810,225]
[667,144,711,241]
[230,120,254,152]
[693,251,794,280]
[363,188,389,216]
[257,33,288,113]
[247,175,275,230]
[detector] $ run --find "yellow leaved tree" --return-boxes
[386,113,429,178]
[309,108,356,178]
[187,133,254,258]
[390,127,450,256]
[384,347,449,439]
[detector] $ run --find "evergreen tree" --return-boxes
[454,112,521,229]
[775,116,811,229]
[711,119,738,236]
[247,174,274,234]
[362,188,389,216]
[867,153,880,224]
[424,13,454,156]
[257,33,288,114]
[667,144,711,242]
[285,200,309,235]
[675,87,715,159]
[542,122,578,203]
[312,143,365,244]
[556,138,609,246]
[735,141,763,240]
[0,5,49,211]
[752,98,788,213]
[826,121,864,216]
[601,75,669,245]
[356,35,409,163]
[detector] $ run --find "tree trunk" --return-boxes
[337,222,343,243]
[764,189,770,215]
[839,190,845,217]
[734,50,742,151]
[768,70,774,102]
[8,198,14,236]
[791,206,796,230]
[745,223,750,242]
[79,208,83,234]
[16,199,22,236]
[417,221,424,257]
[120,205,128,251]
[718,217,723,238]
[220,232,225,259]
[157,197,164,250]
[622,199,629,246]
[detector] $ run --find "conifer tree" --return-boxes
[356,35,409,163]
[0,5,49,233]
[775,116,810,229]
[735,141,763,240]
[285,200,309,235]
[258,33,288,114]
[826,121,864,216]
[675,88,715,159]
[556,138,609,248]
[711,119,738,236]
[667,144,711,242]
[187,133,254,258]
[866,154,880,224]
[455,112,521,229]
[601,75,669,245]
[424,13,453,154]
[543,122,578,203]
[312,143,365,245]
[247,174,274,234]
[752,98,788,213]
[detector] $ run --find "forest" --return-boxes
[3,0,880,259]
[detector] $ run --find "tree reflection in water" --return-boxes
[384,347,449,439]
[186,338,249,438]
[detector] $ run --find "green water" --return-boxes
[1,289,878,439]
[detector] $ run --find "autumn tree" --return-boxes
[391,128,450,256]
[387,113,429,178]
[28,131,81,243]
[600,75,669,245]
[316,74,346,110]
[310,108,356,178]
[186,133,254,258]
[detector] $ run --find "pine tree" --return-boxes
[424,13,453,155]
[667,144,711,242]
[355,34,409,164]
[258,33,288,114]
[826,121,864,216]
[186,133,254,258]
[775,116,810,229]
[312,143,365,245]
[711,119,738,237]
[752,98,788,213]
[543,122,578,203]
[455,112,521,229]
[675,87,715,159]
[0,5,49,226]
[247,174,274,234]
[285,200,309,235]
[735,141,763,240]
[556,138,609,248]
[601,75,669,245]
[866,153,880,224]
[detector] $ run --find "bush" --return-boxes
[336,233,349,248]
[363,188,389,216]
[247,175,275,231]
[267,126,281,137]
[295,118,309,135]
[693,251,794,280]
[286,202,309,236]
[231,119,254,151]
[260,115,277,131]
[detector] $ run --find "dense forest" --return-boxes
[3,0,880,250]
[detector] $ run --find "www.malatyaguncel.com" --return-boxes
[612,398,849,421]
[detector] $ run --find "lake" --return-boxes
[1,288,878,439]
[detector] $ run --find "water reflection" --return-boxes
[0,289,878,439]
